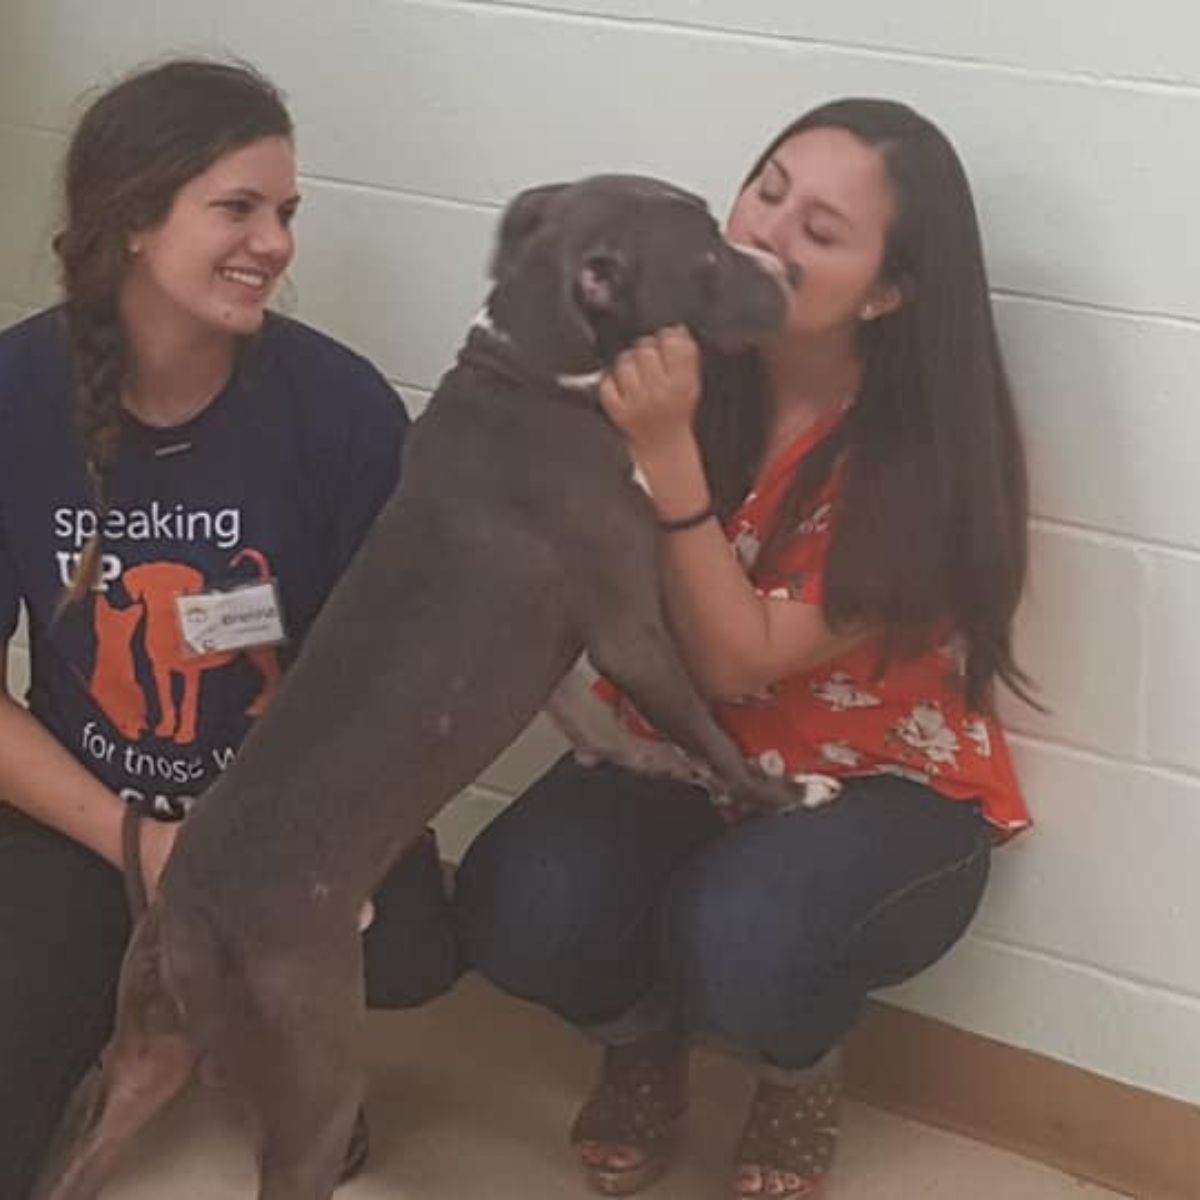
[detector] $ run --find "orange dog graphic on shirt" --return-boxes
[89,549,282,745]
[91,595,148,739]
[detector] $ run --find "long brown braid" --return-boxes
[52,58,292,606]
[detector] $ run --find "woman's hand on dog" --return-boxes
[599,326,702,461]
[600,326,716,528]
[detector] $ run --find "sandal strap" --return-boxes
[570,1034,688,1149]
[735,1064,842,1181]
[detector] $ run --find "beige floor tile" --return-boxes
[43,976,1128,1199]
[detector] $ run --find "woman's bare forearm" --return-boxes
[0,648,126,868]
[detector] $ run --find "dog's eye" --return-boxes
[578,250,627,313]
[584,253,623,284]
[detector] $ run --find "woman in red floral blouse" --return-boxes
[456,98,1033,1199]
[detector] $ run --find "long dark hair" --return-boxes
[697,99,1033,712]
[54,58,292,604]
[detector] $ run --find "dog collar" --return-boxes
[554,369,605,391]
[458,319,604,402]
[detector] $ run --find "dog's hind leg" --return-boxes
[201,951,366,1200]
[43,913,197,1200]
[254,1063,363,1200]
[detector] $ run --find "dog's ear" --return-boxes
[490,183,569,279]
[574,247,629,316]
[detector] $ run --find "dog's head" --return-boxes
[484,175,790,377]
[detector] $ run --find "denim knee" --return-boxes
[658,789,992,1066]
[661,844,828,1051]
[455,828,648,1023]
[455,757,724,1026]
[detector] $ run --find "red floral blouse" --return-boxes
[598,406,1031,838]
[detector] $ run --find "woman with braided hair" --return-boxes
[0,59,457,1195]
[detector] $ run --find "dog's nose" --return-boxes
[727,241,799,291]
[728,241,781,273]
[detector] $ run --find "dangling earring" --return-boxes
[859,304,876,321]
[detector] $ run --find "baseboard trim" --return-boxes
[846,999,1200,1199]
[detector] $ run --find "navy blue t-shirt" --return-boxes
[0,308,408,818]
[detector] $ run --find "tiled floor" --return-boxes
[44,975,1128,1199]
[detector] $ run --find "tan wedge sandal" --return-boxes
[570,1032,689,1195]
[732,1049,842,1200]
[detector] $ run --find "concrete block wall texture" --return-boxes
[2,0,1198,1104]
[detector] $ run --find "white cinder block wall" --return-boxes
[2,0,1199,1106]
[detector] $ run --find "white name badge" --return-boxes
[175,581,287,657]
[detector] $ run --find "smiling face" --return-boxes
[122,135,299,339]
[726,126,902,339]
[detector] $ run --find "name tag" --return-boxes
[176,580,287,657]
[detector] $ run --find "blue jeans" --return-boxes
[455,756,991,1068]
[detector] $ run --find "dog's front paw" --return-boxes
[734,769,843,816]
[791,772,843,809]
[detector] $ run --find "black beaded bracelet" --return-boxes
[657,504,717,532]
